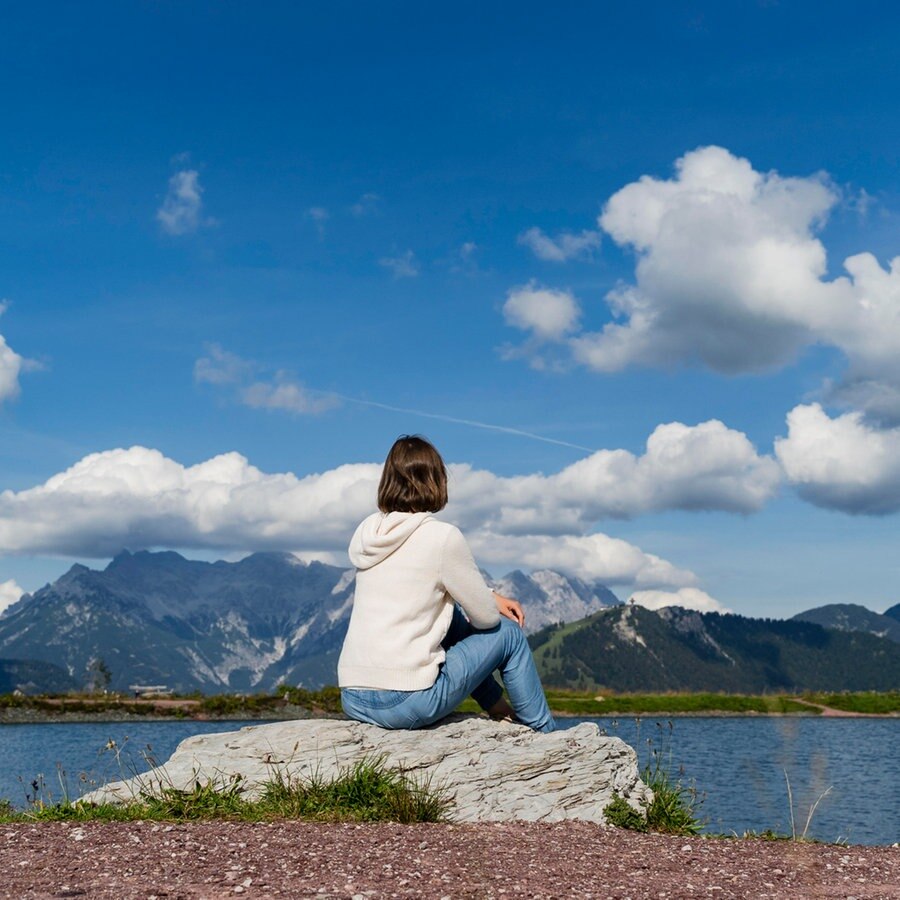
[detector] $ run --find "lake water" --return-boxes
[572,716,899,846]
[1,716,897,845]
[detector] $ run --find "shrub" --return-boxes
[603,794,647,831]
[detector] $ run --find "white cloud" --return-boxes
[572,145,839,374]
[469,532,697,590]
[194,344,252,386]
[0,446,381,558]
[195,346,337,416]
[0,302,25,405]
[307,206,329,235]
[446,417,780,533]
[518,227,601,262]
[289,550,348,567]
[448,242,480,276]
[379,250,419,279]
[504,146,900,424]
[157,169,209,236]
[774,402,900,514]
[628,587,730,614]
[503,282,581,341]
[0,418,775,591]
[0,579,24,615]
[240,378,339,415]
[351,193,380,217]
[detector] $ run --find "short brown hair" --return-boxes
[377,435,448,513]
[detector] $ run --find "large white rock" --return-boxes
[82,715,651,823]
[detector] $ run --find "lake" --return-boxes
[1,716,897,845]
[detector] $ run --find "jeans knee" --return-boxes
[498,615,526,648]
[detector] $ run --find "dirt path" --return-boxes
[789,698,877,718]
[37,698,202,709]
[2,820,898,899]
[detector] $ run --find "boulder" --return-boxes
[81,715,651,823]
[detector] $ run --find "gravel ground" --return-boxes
[2,821,898,899]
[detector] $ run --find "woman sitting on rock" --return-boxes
[338,435,556,733]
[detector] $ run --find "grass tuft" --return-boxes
[257,757,449,823]
[0,756,451,825]
[602,794,648,831]
[603,720,703,836]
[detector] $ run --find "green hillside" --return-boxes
[529,605,900,692]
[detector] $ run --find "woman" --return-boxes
[338,435,555,733]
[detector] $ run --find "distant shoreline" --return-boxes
[3,687,898,723]
[3,706,898,725]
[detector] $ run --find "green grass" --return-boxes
[458,690,819,716]
[603,721,704,836]
[5,687,897,720]
[801,691,900,714]
[0,685,343,718]
[0,758,451,825]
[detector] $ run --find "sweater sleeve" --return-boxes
[440,526,501,630]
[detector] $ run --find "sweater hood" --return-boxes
[348,511,433,570]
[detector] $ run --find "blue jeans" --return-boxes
[341,605,555,733]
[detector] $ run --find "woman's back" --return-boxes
[337,510,497,691]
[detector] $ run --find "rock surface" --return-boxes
[82,715,651,823]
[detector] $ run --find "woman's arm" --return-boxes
[440,526,501,629]
[491,590,525,627]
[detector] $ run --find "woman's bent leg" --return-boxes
[441,604,503,711]
[429,617,555,732]
[341,619,555,733]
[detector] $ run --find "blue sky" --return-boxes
[2,1,900,618]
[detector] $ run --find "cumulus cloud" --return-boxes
[503,282,581,342]
[379,250,419,279]
[572,145,838,374]
[194,345,337,416]
[445,417,780,534]
[518,227,601,262]
[0,579,24,615]
[469,532,697,589]
[504,146,900,424]
[157,169,210,236]
[0,418,776,592]
[0,447,381,558]
[628,587,731,614]
[774,402,900,514]
[0,302,25,405]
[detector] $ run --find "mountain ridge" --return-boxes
[529,604,900,692]
[792,603,900,643]
[0,549,617,693]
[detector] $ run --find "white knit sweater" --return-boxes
[337,511,500,691]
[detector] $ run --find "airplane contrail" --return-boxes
[323,391,596,453]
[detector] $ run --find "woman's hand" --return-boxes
[492,591,525,628]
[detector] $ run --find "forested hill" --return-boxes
[0,658,77,694]
[792,603,900,643]
[529,605,900,692]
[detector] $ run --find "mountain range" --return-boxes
[791,603,900,643]
[1,549,897,695]
[529,604,900,692]
[0,549,618,694]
